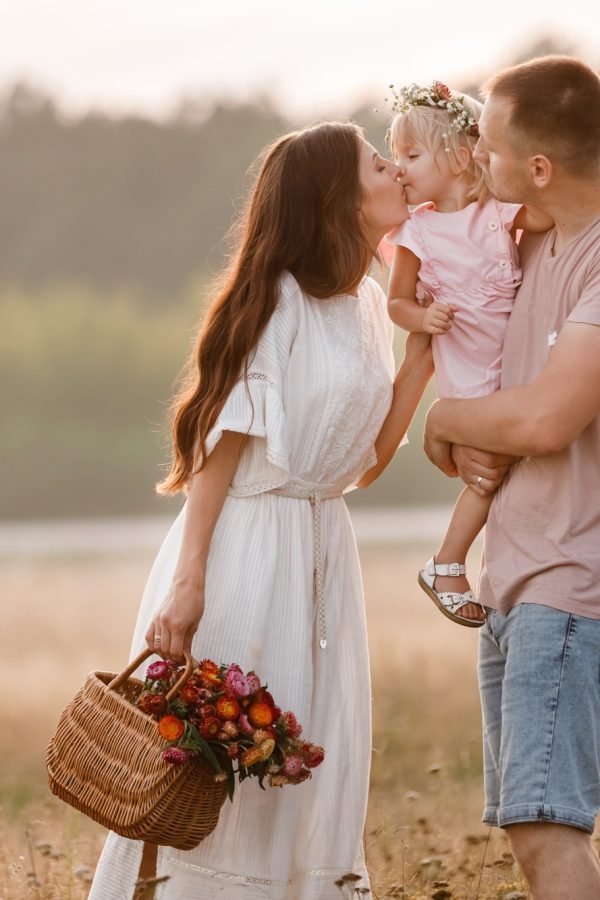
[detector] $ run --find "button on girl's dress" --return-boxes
[499,259,510,270]
[488,220,499,231]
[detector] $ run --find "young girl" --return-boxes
[386,81,551,627]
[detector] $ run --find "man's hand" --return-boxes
[452,445,516,496]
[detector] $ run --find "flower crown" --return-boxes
[388,81,479,138]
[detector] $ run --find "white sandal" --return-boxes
[418,558,486,628]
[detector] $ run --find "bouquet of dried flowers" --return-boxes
[136,658,324,799]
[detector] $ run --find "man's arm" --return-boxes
[425,321,600,471]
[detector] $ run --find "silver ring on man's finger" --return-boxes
[476,475,483,487]
[154,635,161,643]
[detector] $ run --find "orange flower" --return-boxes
[259,738,276,761]
[198,659,222,689]
[248,701,275,728]
[179,684,199,705]
[215,696,241,721]
[158,715,185,741]
[241,746,264,768]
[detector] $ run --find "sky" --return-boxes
[1,0,599,122]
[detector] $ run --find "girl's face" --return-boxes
[358,139,408,240]
[393,140,456,206]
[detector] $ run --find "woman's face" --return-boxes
[358,139,408,241]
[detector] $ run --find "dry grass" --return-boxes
[0,540,544,898]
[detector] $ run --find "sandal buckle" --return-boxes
[447,563,462,576]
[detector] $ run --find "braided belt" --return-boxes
[268,486,343,650]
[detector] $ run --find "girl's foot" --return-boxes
[418,558,486,627]
[433,572,485,622]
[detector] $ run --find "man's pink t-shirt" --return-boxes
[479,216,600,618]
[387,197,522,398]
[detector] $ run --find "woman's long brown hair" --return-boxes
[157,121,374,495]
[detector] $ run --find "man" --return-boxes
[424,55,600,899]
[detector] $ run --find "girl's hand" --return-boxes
[145,580,205,662]
[422,302,458,335]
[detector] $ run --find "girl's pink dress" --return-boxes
[387,197,522,398]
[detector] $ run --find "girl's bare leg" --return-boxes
[433,486,493,621]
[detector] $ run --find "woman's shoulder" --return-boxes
[277,270,304,305]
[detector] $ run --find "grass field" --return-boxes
[0,538,543,898]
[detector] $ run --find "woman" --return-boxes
[89,121,432,900]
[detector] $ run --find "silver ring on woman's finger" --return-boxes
[153,635,161,643]
[476,475,483,487]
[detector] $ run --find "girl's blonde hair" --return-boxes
[389,91,489,204]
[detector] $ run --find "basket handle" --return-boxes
[107,648,196,702]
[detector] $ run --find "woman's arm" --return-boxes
[357,332,433,487]
[146,430,248,661]
[388,245,456,335]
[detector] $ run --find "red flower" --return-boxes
[137,691,167,716]
[198,716,220,739]
[215,695,241,721]
[255,689,275,707]
[158,715,185,741]
[146,660,170,681]
[302,742,325,768]
[179,683,200,705]
[279,711,302,738]
[162,747,190,765]
[248,701,275,728]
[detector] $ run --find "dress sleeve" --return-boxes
[497,201,523,231]
[203,273,300,493]
[385,216,425,261]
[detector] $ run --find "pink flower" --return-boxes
[283,754,304,777]
[238,714,255,736]
[161,747,190,765]
[225,669,251,698]
[146,660,170,681]
[280,711,302,738]
[246,672,261,694]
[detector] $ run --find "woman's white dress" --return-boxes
[88,271,396,900]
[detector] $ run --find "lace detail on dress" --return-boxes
[243,371,275,387]
[165,854,367,887]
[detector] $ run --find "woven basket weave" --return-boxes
[46,649,228,850]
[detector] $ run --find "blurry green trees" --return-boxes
[0,37,585,517]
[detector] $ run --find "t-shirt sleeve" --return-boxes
[202,274,300,488]
[385,217,425,261]
[567,257,600,327]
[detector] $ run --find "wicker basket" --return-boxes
[46,649,228,850]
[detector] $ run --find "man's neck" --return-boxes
[546,179,600,255]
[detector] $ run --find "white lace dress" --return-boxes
[88,271,396,900]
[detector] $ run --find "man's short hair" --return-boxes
[482,55,600,177]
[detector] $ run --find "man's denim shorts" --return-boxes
[478,602,600,834]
